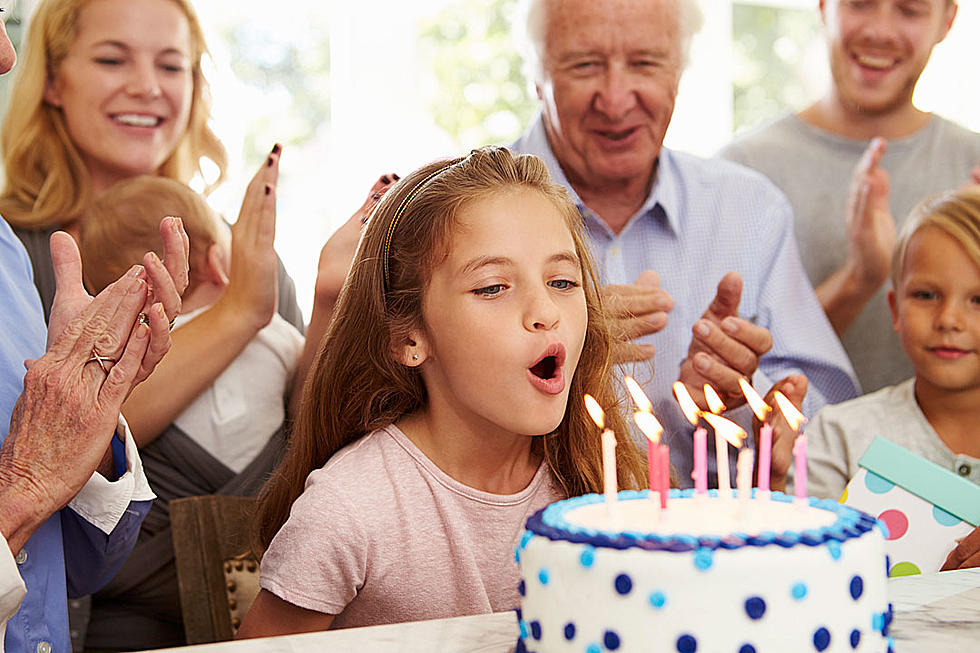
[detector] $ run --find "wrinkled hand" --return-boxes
[845,138,894,290]
[602,270,673,365]
[48,220,186,385]
[0,267,155,548]
[221,145,282,331]
[679,272,773,408]
[758,374,808,492]
[941,525,980,570]
[315,173,398,306]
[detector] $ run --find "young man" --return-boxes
[722,0,980,392]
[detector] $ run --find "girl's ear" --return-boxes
[394,330,429,367]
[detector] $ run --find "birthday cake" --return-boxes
[516,489,892,652]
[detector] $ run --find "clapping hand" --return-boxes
[844,138,894,291]
[601,270,673,365]
[679,272,773,409]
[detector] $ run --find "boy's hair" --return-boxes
[0,0,227,229]
[79,176,219,296]
[253,146,646,552]
[892,186,980,288]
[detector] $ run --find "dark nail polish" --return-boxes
[267,156,274,167]
[381,175,390,184]
[264,185,271,195]
[393,173,400,181]
[271,143,281,154]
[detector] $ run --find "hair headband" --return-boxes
[382,162,457,290]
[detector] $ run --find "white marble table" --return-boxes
[148,569,980,652]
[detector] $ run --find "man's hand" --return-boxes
[759,374,808,492]
[0,267,156,553]
[602,270,673,365]
[941,525,980,571]
[679,272,773,408]
[844,138,894,291]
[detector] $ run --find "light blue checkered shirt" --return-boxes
[513,116,860,487]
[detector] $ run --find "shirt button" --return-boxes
[958,464,971,477]
[14,550,26,565]
[37,642,51,653]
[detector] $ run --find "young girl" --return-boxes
[803,186,980,567]
[238,147,646,636]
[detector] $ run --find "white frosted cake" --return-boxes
[516,489,893,653]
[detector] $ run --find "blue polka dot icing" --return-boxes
[587,644,601,653]
[519,530,533,550]
[745,596,766,620]
[563,622,575,640]
[693,547,713,570]
[614,574,633,595]
[649,591,667,609]
[813,627,831,651]
[850,629,861,649]
[850,575,864,600]
[932,505,962,527]
[518,579,525,596]
[604,630,621,650]
[519,619,529,640]
[580,546,595,568]
[864,471,895,493]
[676,634,697,653]
[873,612,885,632]
[792,582,808,600]
[530,620,541,640]
[538,568,550,586]
[739,645,757,653]
[827,540,842,560]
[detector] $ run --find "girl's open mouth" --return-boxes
[528,344,567,395]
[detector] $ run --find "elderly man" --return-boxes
[511,0,859,486]
[722,0,980,393]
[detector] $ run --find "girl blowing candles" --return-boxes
[238,148,645,636]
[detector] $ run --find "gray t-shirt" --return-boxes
[806,378,980,500]
[260,424,562,629]
[720,114,980,392]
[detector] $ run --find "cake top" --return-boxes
[523,489,882,553]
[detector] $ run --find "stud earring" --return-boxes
[412,354,419,361]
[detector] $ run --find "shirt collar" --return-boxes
[515,113,681,236]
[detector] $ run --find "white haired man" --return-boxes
[511,0,860,487]
[721,0,980,393]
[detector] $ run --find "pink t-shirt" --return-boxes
[259,424,563,629]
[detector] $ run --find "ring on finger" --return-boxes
[86,352,117,374]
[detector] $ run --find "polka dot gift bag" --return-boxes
[840,437,980,577]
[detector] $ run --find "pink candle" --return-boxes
[793,433,808,502]
[658,444,670,509]
[693,427,708,495]
[602,429,618,508]
[757,423,772,492]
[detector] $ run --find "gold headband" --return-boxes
[382,162,456,290]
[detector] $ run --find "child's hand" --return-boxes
[844,138,894,291]
[314,173,397,308]
[762,374,808,492]
[941,525,980,570]
[222,145,282,331]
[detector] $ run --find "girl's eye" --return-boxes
[472,284,506,297]
[549,278,580,291]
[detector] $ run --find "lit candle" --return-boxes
[738,378,773,497]
[585,394,618,515]
[634,411,667,511]
[703,384,726,415]
[702,384,730,498]
[773,391,808,505]
[673,382,707,495]
[701,413,746,499]
[736,447,754,506]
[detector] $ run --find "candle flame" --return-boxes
[738,378,771,422]
[703,384,726,414]
[772,391,807,431]
[624,376,653,414]
[584,394,605,429]
[633,411,663,445]
[701,413,747,447]
[672,382,700,426]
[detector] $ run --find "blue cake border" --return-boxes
[523,489,880,552]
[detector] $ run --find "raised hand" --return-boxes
[220,145,282,331]
[941,525,980,571]
[759,374,808,492]
[844,138,894,290]
[601,270,673,365]
[679,271,773,408]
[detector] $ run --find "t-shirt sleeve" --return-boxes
[259,474,368,615]
[806,406,859,501]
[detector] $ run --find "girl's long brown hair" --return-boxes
[253,147,646,552]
